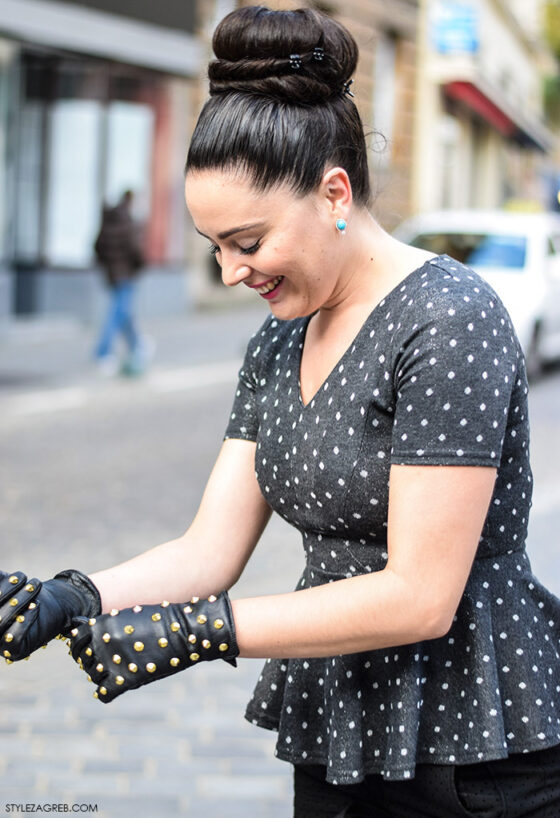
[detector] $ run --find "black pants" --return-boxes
[293,744,560,817]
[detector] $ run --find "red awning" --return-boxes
[445,81,515,136]
[444,80,550,150]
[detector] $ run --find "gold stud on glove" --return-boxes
[0,571,42,663]
[0,568,101,662]
[69,592,239,703]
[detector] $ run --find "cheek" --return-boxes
[266,235,328,292]
[264,246,299,275]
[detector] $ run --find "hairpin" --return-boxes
[342,79,355,98]
[289,54,303,70]
[313,47,325,62]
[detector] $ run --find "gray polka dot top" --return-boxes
[224,255,560,783]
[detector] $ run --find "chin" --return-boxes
[268,301,315,322]
[266,289,318,321]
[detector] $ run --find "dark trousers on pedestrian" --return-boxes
[293,743,560,817]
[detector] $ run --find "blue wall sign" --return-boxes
[431,0,479,54]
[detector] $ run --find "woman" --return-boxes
[2,7,559,816]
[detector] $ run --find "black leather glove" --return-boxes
[0,569,101,662]
[70,592,239,703]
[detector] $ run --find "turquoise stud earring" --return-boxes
[336,218,347,234]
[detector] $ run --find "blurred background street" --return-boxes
[1,0,560,815]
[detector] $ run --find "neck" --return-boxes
[314,211,434,332]
[318,213,390,316]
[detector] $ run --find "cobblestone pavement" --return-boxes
[0,306,559,817]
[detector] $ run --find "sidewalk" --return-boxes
[0,302,269,404]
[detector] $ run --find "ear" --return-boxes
[320,167,353,219]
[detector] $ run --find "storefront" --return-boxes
[0,0,201,317]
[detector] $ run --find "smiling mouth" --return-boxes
[255,276,284,295]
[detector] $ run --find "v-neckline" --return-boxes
[296,255,440,408]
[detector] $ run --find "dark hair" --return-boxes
[185,6,371,207]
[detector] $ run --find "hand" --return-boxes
[0,569,101,662]
[70,592,238,702]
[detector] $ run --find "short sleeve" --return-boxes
[223,319,270,442]
[391,279,521,466]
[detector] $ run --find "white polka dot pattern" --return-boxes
[224,255,560,784]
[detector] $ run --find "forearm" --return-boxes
[89,533,238,613]
[69,570,440,704]
[231,568,447,659]
[89,440,271,613]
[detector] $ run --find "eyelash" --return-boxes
[208,240,262,257]
[241,240,261,255]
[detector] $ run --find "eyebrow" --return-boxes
[195,221,265,241]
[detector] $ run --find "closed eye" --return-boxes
[240,240,261,256]
[209,240,261,257]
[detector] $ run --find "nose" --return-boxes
[219,250,252,288]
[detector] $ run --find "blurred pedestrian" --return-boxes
[93,190,153,376]
[2,6,560,817]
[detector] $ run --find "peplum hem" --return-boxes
[244,546,560,783]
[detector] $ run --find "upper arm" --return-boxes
[384,270,520,634]
[187,438,272,587]
[386,463,496,636]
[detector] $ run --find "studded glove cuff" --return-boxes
[50,569,102,627]
[70,592,239,703]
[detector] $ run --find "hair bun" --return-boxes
[208,6,357,104]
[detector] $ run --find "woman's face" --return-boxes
[184,168,348,320]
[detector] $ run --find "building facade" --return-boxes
[412,0,555,214]
[0,0,555,319]
[0,0,201,319]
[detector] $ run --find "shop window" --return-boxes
[104,101,154,219]
[44,100,102,267]
[14,101,45,264]
[13,51,159,271]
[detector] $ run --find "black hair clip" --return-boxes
[313,47,325,62]
[289,54,303,70]
[342,79,355,98]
